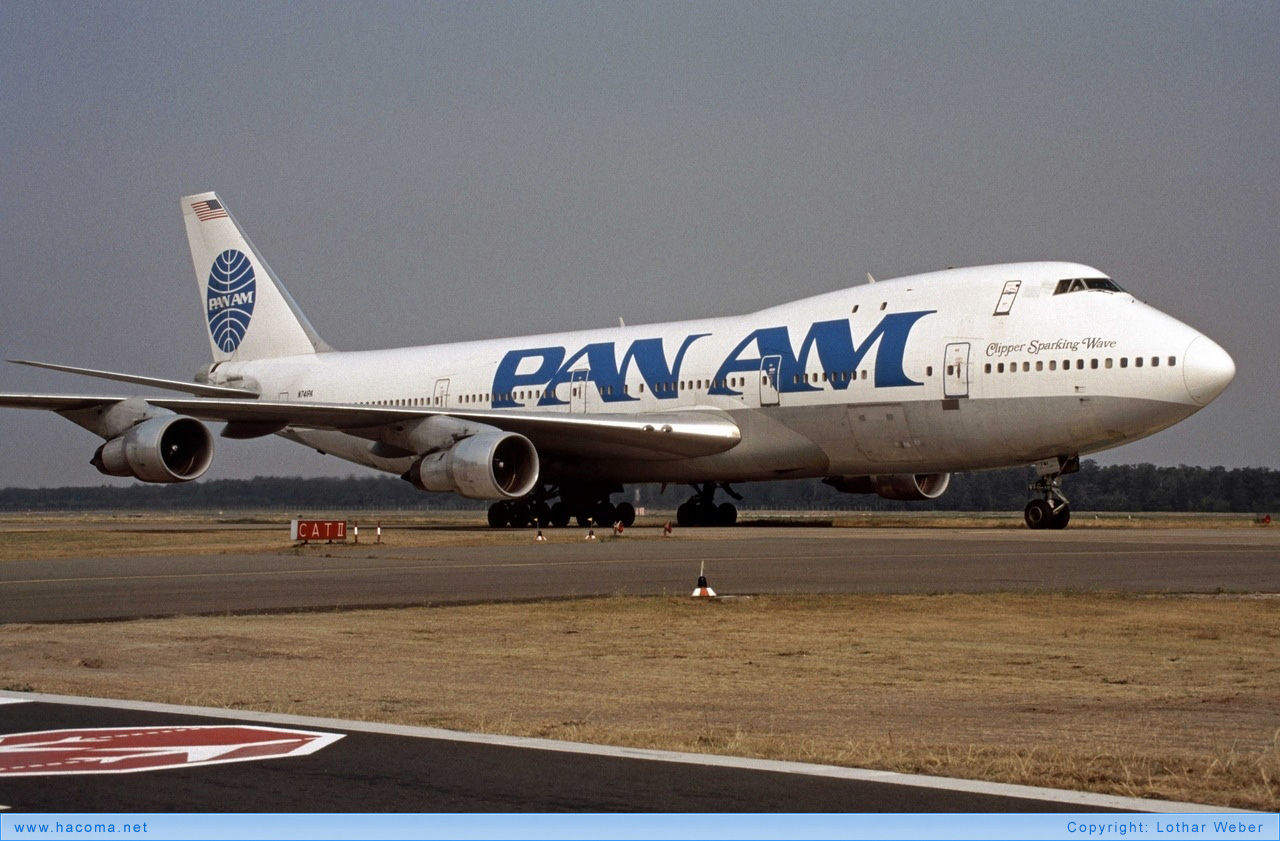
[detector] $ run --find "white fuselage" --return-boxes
[205,262,1234,486]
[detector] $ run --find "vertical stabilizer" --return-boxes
[182,192,333,363]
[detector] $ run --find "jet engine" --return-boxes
[91,415,215,483]
[404,431,539,500]
[823,472,951,501]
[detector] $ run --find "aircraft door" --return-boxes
[943,343,970,398]
[570,369,589,413]
[433,378,450,407]
[759,355,781,407]
[993,280,1021,316]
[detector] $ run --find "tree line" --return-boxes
[0,461,1275,513]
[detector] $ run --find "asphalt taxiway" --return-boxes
[0,692,1235,813]
[0,527,1274,623]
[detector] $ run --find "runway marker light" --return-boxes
[691,560,716,598]
[536,529,546,542]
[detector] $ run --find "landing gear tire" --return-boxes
[487,502,510,528]
[593,501,618,527]
[676,499,737,527]
[550,502,571,528]
[1024,499,1054,530]
[1024,455,1078,531]
[615,502,636,528]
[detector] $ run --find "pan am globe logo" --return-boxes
[206,249,256,353]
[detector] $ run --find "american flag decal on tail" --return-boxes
[192,199,228,221]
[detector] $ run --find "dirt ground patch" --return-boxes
[3,592,1276,810]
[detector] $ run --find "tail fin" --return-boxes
[183,191,333,362]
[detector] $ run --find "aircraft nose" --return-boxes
[1183,335,1235,405]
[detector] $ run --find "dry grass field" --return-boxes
[0,513,1276,810]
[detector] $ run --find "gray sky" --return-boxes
[2,1,1277,488]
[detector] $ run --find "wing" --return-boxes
[0,393,741,460]
[7,360,259,398]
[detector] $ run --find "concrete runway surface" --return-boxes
[0,526,1275,623]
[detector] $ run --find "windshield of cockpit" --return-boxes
[1053,277,1126,295]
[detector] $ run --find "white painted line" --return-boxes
[0,689,1246,813]
[0,699,31,705]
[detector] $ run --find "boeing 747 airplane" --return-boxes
[0,192,1236,529]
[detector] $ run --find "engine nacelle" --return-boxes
[823,472,951,501]
[403,431,539,500]
[91,416,215,483]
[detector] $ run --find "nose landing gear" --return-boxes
[1024,455,1078,530]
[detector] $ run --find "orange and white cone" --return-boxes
[691,561,716,597]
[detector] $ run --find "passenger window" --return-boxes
[1151,357,1159,368]
[1076,360,1084,370]
[1120,358,1128,368]
[984,363,992,374]
[1169,356,1177,366]
[1036,361,1043,371]
[1022,362,1030,372]
[997,363,1005,373]
[1049,361,1057,371]
[1091,359,1099,369]
[1105,358,1113,369]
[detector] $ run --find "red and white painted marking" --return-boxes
[0,725,343,776]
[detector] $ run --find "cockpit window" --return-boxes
[1053,277,1125,295]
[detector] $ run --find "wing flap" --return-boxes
[145,398,741,460]
[0,394,124,411]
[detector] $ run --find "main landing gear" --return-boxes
[676,482,741,527]
[1024,455,1079,530]
[487,485,636,529]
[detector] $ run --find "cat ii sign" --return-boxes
[290,519,348,542]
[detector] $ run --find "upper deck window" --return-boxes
[1053,277,1125,295]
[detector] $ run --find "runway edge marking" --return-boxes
[0,690,1243,814]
